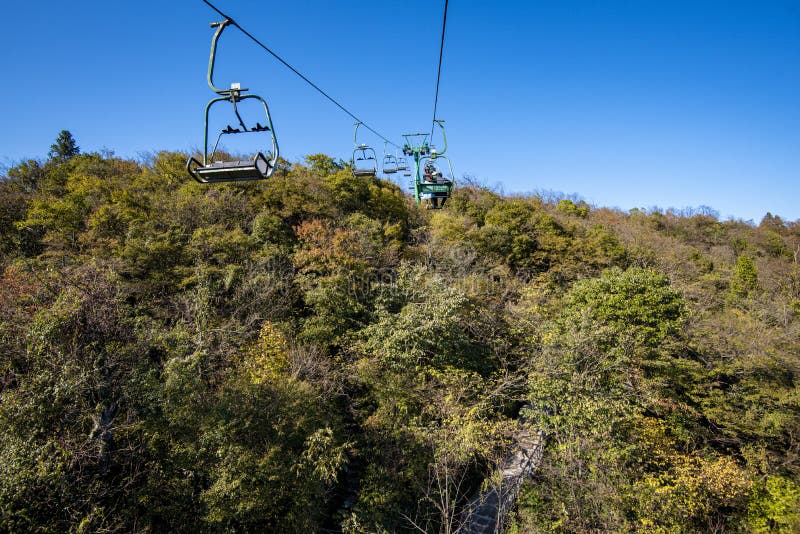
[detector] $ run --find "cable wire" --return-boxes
[201,0,400,148]
[430,0,449,139]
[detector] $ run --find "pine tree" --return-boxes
[48,130,80,161]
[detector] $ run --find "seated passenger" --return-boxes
[423,163,437,183]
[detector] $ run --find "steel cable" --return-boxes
[430,0,449,140]
[201,0,401,148]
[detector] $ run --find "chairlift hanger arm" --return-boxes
[208,20,237,95]
[432,119,447,156]
[353,121,363,148]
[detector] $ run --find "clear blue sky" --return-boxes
[2,0,798,222]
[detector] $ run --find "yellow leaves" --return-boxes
[242,321,289,384]
[428,210,475,243]
[632,416,675,470]
[635,451,751,521]
[540,329,558,347]
[629,415,753,527]
[700,456,751,497]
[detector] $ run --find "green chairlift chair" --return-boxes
[187,20,278,183]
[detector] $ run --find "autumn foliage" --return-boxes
[1,140,799,532]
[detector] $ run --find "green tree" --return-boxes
[3,146,800,533]
[48,130,80,161]
[730,254,759,297]
[748,476,800,533]
[519,267,698,532]
[305,153,344,175]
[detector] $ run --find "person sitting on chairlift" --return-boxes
[424,163,436,183]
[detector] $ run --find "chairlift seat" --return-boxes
[353,168,377,177]
[187,152,273,183]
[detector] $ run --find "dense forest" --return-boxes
[1,133,799,533]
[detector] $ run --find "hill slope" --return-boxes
[1,149,799,532]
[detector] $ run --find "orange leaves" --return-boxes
[294,219,359,273]
[0,264,41,318]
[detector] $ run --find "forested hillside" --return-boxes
[1,140,799,533]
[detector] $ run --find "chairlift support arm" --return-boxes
[208,20,236,94]
[432,119,447,155]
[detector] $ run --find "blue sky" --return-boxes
[1,0,798,222]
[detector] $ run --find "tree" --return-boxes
[519,267,695,531]
[4,145,800,533]
[305,153,344,176]
[730,254,760,297]
[48,130,80,161]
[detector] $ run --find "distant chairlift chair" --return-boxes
[187,20,279,183]
[381,143,399,175]
[396,154,409,172]
[351,122,378,177]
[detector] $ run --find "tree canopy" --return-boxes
[0,134,799,532]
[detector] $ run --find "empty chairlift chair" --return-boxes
[351,122,378,177]
[381,143,399,175]
[396,154,409,172]
[186,20,279,183]
[352,145,378,177]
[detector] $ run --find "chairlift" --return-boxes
[352,122,378,177]
[381,143,399,174]
[418,153,455,209]
[402,120,455,209]
[187,20,279,183]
